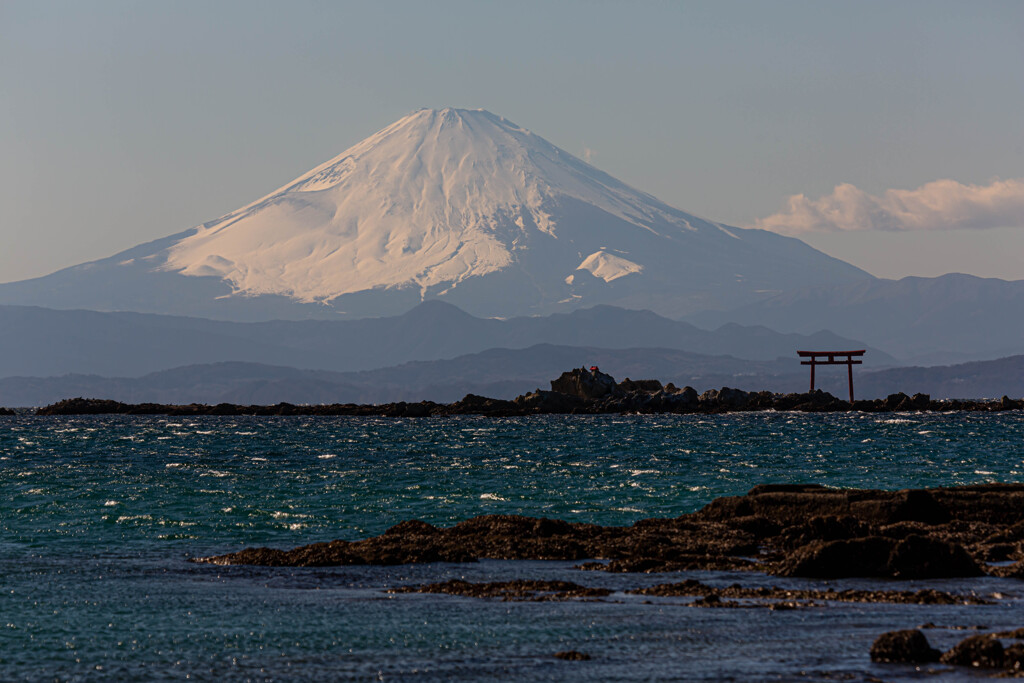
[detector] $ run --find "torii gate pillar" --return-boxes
[797,350,865,403]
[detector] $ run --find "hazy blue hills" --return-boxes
[0,301,892,379]
[2,345,1021,408]
[0,346,798,406]
[686,273,1024,364]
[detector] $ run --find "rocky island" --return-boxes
[27,366,1024,416]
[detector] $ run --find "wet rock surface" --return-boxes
[552,650,591,661]
[385,578,985,610]
[870,628,1024,676]
[776,534,983,579]
[33,367,1024,415]
[941,634,1006,668]
[389,579,612,601]
[629,580,989,605]
[869,629,941,663]
[194,484,1024,580]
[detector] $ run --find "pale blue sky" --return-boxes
[2,0,1022,283]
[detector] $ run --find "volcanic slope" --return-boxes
[0,108,871,320]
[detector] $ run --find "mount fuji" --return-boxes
[0,108,871,321]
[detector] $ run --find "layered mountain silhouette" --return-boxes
[0,301,892,379]
[0,108,869,320]
[3,348,1020,407]
[687,273,1024,364]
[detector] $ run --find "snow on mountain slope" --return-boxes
[0,108,872,320]
[576,251,644,282]
[164,108,697,301]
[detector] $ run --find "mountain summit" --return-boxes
[0,108,870,320]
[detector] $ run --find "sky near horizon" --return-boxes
[1,0,1022,284]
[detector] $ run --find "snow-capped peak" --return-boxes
[162,108,693,302]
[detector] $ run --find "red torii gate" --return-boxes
[797,350,865,403]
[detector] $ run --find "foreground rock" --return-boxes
[194,484,1024,580]
[872,629,1024,675]
[776,534,982,579]
[870,629,940,663]
[33,367,1024,416]
[940,634,1006,668]
[0,406,14,416]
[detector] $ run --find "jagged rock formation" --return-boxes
[193,483,1024,581]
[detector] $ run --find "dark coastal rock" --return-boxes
[1005,644,1024,672]
[978,542,1017,562]
[436,394,518,416]
[853,489,951,525]
[870,629,941,663]
[781,515,870,549]
[0,406,15,416]
[776,537,895,578]
[550,367,620,400]
[776,534,981,579]
[630,580,986,605]
[618,378,662,394]
[886,534,982,578]
[871,628,1024,674]
[877,392,933,411]
[390,577,986,609]
[553,650,591,661]
[995,628,1024,639]
[194,484,1024,579]
[512,389,586,413]
[390,579,611,601]
[30,365,1024,417]
[991,559,1024,579]
[940,634,1005,668]
[37,397,138,415]
[699,387,750,410]
[580,555,756,573]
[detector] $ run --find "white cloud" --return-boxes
[753,178,1024,234]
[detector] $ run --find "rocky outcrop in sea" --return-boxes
[194,483,1024,581]
[32,366,1024,416]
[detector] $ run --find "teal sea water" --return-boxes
[3,412,1024,680]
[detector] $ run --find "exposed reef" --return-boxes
[871,628,1024,676]
[389,577,987,607]
[194,483,1024,580]
[32,367,1024,416]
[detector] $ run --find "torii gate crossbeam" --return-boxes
[797,350,865,403]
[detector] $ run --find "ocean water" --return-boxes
[2,412,1023,681]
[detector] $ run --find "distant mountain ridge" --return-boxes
[687,273,1024,363]
[2,347,1021,408]
[0,108,869,320]
[0,301,893,379]
[0,346,804,406]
